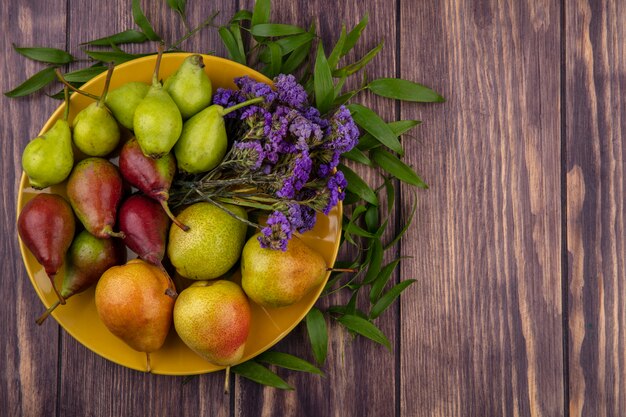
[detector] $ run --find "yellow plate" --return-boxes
[17,53,342,375]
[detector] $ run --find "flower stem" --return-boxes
[55,69,100,101]
[221,97,265,116]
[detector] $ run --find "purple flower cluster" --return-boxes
[213,74,359,250]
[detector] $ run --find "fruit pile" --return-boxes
[18,51,334,373]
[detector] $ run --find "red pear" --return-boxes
[18,193,75,304]
[67,157,125,239]
[119,138,188,231]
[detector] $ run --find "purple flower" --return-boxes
[317,150,341,178]
[259,211,293,251]
[236,76,277,103]
[274,74,308,108]
[233,140,265,170]
[277,151,313,199]
[323,170,347,215]
[324,105,359,153]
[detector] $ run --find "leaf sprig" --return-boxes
[7,0,444,390]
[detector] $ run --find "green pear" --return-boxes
[105,81,149,130]
[167,202,248,280]
[174,280,251,366]
[22,119,73,189]
[241,234,328,308]
[72,65,121,156]
[164,54,212,119]
[134,49,183,158]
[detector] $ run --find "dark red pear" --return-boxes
[67,157,125,239]
[118,137,188,231]
[36,230,127,325]
[119,194,170,266]
[18,193,75,304]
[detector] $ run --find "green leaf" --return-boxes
[343,221,375,238]
[259,32,314,61]
[218,26,246,64]
[365,205,379,233]
[384,176,396,211]
[385,191,417,250]
[327,25,347,69]
[370,259,402,302]
[370,280,416,319]
[232,361,293,390]
[267,42,282,78]
[83,50,144,64]
[371,149,427,188]
[231,9,253,22]
[282,40,313,74]
[229,23,246,63]
[251,0,271,27]
[342,147,371,166]
[345,292,359,315]
[342,13,369,56]
[63,66,107,83]
[251,24,305,37]
[132,0,161,41]
[314,43,334,114]
[334,40,383,77]
[358,120,421,151]
[339,164,378,206]
[82,29,148,46]
[166,0,186,16]
[306,307,328,365]
[347,104,403,155]
[13,46,74,64]
[4,66,57,98]
[368,78,444,102]
[363,238,383,284]
[257,351,323,375]
[337,314,390,350]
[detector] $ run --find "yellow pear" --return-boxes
[241,234,328,308]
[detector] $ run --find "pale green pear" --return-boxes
[174,105,227,174]
[72,102,120,156]
[164,55,212,119]
[105,81,149,130]
[22,118,74,189]
[241,234,328,308]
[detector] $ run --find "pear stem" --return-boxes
[224,366,231,395]
[106,229,126,239]
[35,299,62,325]
[55,69,101,101]
[97,62,115,107]
[146,352,152,373]
[47,274,66,305]
[157,196,189,231]
[156,261,179,299]
[327,267,358,273]
[221,97,265,116]
[152,43,165,87]
[62,87,70,121]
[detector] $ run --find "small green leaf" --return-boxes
[384,177,396,210]
[342,13,369,56]
[83,50,144,64]
[339,164,378,206]
[81,29,148,46]
[251,24,305,37]
[267,42,282,78]
[132,0,161,41]
[365,205,379,233]
[282,40,313,74]
[343,221,375,238]
[337,314,390,350]
[334,40,383,77]
[218,27,245,64]
[342,147,371,166]
[327,25,347,69]
[230,9,253,22]
[347,104,403,155]
[4,66,57,98]
[345,292,359,315]
[358,120,421,151]
[232,361,293,390]
[363,238,383,284]
[370,259,402,302]
[368,78,445,102]
[251,0,271,27]
[166,0,186,16]
[229,23,246,64]
[259,32,314,61]
[314,43,334,114]
[385,191,417,250]
[63,66,107,83]
[306,307,328,365]
[13,46,74,64]
[371,149,427,188]
[257,351,323,375]
[370,280,416,319]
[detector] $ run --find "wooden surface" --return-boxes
[1,1,624,416]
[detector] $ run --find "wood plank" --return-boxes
[0,1,67,416]
[234,1,399,416]
[566,1,626,416]
[57,1,234,416]
[399,1,563,416]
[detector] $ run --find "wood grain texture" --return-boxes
[566,1,626,416]
[399,1,563,416]
[0,1,67,416]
